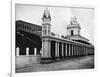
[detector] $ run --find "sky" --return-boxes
[15,4,94,44]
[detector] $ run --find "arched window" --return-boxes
[71,30,74,36]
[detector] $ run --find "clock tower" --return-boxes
[42,8,51,36]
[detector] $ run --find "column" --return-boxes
[69,44,70,56]
[78,46,80,55]
[41,40,44,57]
[55,41,58,57]
[62,43,64,57]
[34,48,37,56]
[26,47,29,56]
[81,46,83,56]
[83,46,84,55]
[85,47,86,56]
[79,46,81,56]
[65,43,67,57]
[76,46,78,56]
[72,45,73,56]
[44,40,48,57]
[74,45,76,56]
[41,39,51,58]
[77,46,79,56]
[48,40,51,57]
[57,42,59,57]
[86,47,87,56]
[75,45,76,56]
[84,47,86,55]
[73,45,74,56]
[16,47,19,56]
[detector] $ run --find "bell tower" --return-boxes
[42,8,51,36]
[67,17,81,36]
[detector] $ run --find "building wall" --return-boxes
[67,27,79,36]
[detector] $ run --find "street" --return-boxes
[16,55,94,73]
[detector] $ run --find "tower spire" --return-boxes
[42,7,51,20]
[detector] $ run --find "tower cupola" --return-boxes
[67,17,81,36]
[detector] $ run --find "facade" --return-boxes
[41,8,94,63]
[66,17,89,43]
[15,8,94,64]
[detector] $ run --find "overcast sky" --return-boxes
[16,4,94,44]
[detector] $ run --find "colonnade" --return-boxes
[16,47,38,56]
[41,39,94,60]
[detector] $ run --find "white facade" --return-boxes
[67,17,81,36]
[66,17,89,43]
[42,8,51,37]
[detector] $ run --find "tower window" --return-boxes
[71,30,74,36]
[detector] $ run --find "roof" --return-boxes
[16,20,42,30]
[66,35,90,44]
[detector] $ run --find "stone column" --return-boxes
[48,40,51,57]
[83,46,84,55]
[84,47,86,55]
[85,47,87,56]
[86,47,88,55]
[65,43,67,57]
[34,48,37,56]
[26,47,29,56]
[73,45,75,56]
[62,43,64,57]
[81,46,83,55]
[83,47,85,55]
[41,40,44,57]
[41,39,51,58]
[77,46,79,56]
[16,47,19,56]
[55,41,58,57]
[72,45,73,56]
[69,44,70,56]
[57,42,59,57]
[74,45,76,56]
[75,46,77,56]
[44,40,48,57]
[79,46,81,55]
